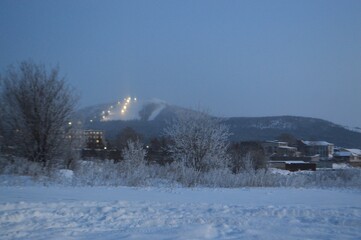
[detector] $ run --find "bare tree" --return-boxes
[229,141,267,173]
[164,110,230,172]
[114,127,142,151]
[0,61,78,166]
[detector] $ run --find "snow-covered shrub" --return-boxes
[175,163,202,187]
[2,151,361,188]
[260,168,361,188]
[72,160,122,186]
[121,140,147,169]
[199,168,235,187]
[52,169,74,185]
[0,155,46,176]
[69,140,149,187]
[120,140,149,186]
[143,160,182,186]
[307,169,361,188]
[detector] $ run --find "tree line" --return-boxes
[0,61,266,174]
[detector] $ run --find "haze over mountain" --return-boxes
[76,99,361,149]
[2,1,361,128]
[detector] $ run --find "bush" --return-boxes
[0,155,46,176]
[1,154,361,188]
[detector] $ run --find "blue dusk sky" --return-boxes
[1,0,361,127]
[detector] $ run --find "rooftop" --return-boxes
[346,149,361,156]
[302,140,333,146]
[334,151,352,157]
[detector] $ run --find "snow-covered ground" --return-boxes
[1,177,361,240]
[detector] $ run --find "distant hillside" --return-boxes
[225,116,361,148]
[77,103,361,149]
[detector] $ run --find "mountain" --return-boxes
[226,116,361,148]
[76,100,361,148]
[75,98,167,122]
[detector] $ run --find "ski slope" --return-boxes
[1,183,361,239]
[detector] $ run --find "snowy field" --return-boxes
[1,177,361,240]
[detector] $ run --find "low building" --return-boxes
[334,148,361,162]
[347,149,361,162]
[269,160,316,171]
[298,140,334,160]
[276,145,298,157]
[270,155,320,162]
[333,150,352,162]
[285,161,316,172]
[262,141,288,155]
[262,140,299,158]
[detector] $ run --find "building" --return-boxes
[334,148,361,162]
[298,140,334,160]
[83,130,106,150]
[81,130,122,160]
[276,145,298,157]
[348,149,361,162]
[285,161,316,171]
[262,141,288,155]
[270,155,319,162]
[262,140,298,157]
[269,161,316,171]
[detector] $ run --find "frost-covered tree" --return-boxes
[120,139,148,185]
[0,61,78,166]
[122,140,147,168]
[164,110,230,172]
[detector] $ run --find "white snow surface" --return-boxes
[148,103,166,121]
[1,178,361,239]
